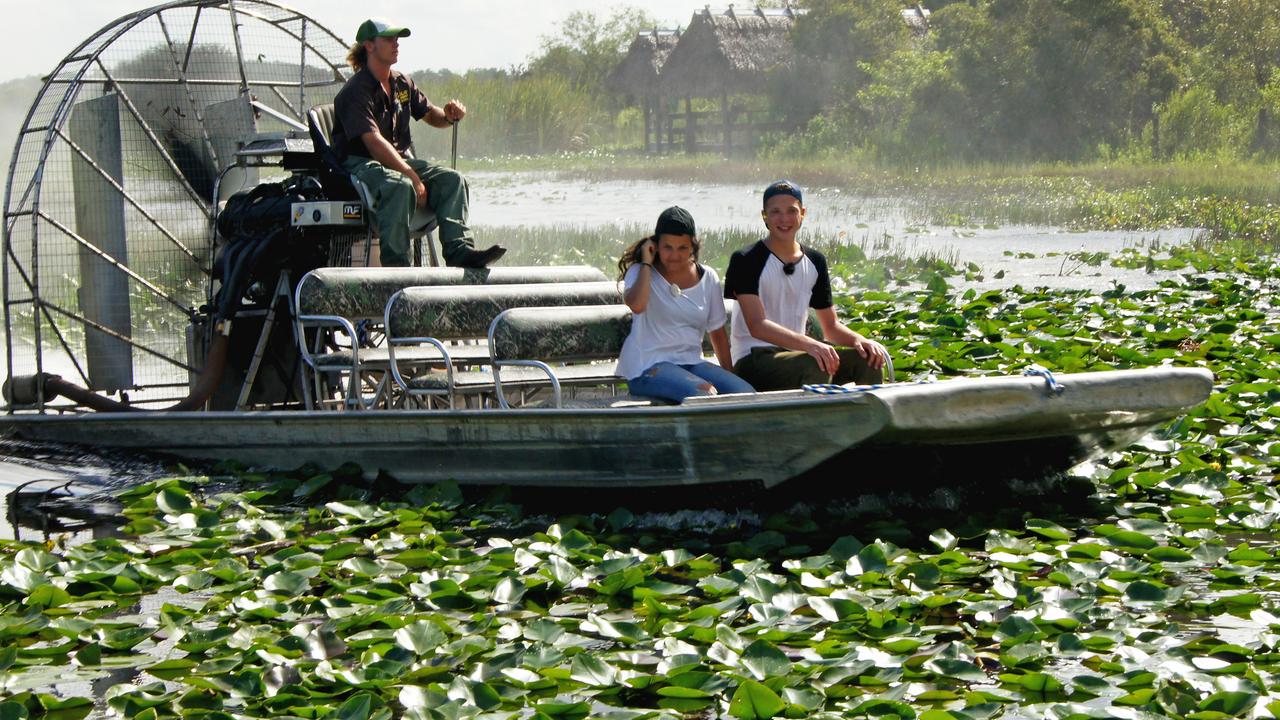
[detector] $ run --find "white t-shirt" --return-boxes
[723,241,834,365]
[616,263,727,380]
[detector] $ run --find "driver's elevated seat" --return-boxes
[306,103,439,266]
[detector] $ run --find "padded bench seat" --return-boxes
[292,265,608,409]
[384,281,624,407]
[306,343,492,369]
[488,304,633,408]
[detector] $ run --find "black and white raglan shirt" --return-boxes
[723,240,834,365]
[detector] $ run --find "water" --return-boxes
[469,172,1202,293]
[0,440,168,542]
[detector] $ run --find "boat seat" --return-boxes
[487,304,634,408]
[306,103,439,267]
[293,265,609,410]
[384,281,623,408]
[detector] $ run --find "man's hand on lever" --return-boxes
[443,100,466,123]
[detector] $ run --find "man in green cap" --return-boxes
[331,19,505,268]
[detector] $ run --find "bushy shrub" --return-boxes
[855,48,968,164]
[1155,85,1250,160]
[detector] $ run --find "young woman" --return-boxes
[616,206,755,402]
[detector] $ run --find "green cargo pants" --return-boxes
[734,346,883,391]
[342,155,475,267]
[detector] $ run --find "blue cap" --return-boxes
[763,180,803,207]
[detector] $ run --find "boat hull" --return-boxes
[0,393,887,489]
[804,366,1214,488]
[0,368,1212,492]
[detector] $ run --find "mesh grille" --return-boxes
[3,0,348,405]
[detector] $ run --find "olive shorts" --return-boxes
[734,346,882,391]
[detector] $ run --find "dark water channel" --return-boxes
[0,441,167,543]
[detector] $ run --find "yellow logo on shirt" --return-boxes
[396,90,410,105]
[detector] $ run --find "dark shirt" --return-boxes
[332,67,433,161]
[723,240,833,309]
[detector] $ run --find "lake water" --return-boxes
[469,172,1202,293]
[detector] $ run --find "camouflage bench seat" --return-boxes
[384,281,623,407]
[487,304,634,408]
[292,265,607,409]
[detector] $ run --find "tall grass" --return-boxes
[409,72,639,159]
[472,222,959,290]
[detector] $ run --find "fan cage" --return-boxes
[3,0,351,410]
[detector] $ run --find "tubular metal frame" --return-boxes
[2,1,349,412]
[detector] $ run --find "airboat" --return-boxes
[0,1,1213,491]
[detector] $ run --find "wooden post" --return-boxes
[643,95,652,154]
[664,101,673,154]
[684,96,695,154]
[722,86,731,157]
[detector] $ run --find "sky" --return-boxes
[0,0,713,84]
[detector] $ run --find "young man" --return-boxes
[331,19,505,268]
[723,180,888,390]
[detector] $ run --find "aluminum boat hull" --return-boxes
[0,368,1213,490]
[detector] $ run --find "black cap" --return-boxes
[763,180,803,207]
[655,206,696,237]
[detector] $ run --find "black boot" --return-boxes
[448,244,507,268]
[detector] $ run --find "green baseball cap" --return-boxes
[356,19,411,43]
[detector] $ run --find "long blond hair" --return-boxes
[346,42,368,70]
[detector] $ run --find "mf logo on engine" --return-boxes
[342,204,362,220]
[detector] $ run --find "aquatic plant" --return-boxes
[0,257,1277,719]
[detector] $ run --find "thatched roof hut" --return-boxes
[610,29,681,96]
[659,6,801,98]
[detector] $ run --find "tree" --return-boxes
[527,7,656,98]
[790,0,912,108]
[1163,0,1280,152]
[929,0,1181,159]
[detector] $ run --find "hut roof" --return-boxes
[609,28,681,95]
[659,6,802,97]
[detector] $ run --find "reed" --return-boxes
[408,72,639,159]
[472,222,959,289]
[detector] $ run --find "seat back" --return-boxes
[295,265,610,322]
[307,104,337,153]
[386,281,623,341]
[490,304,632,363]
[306,104,358,201]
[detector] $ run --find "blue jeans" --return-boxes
[627,362,755,403]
